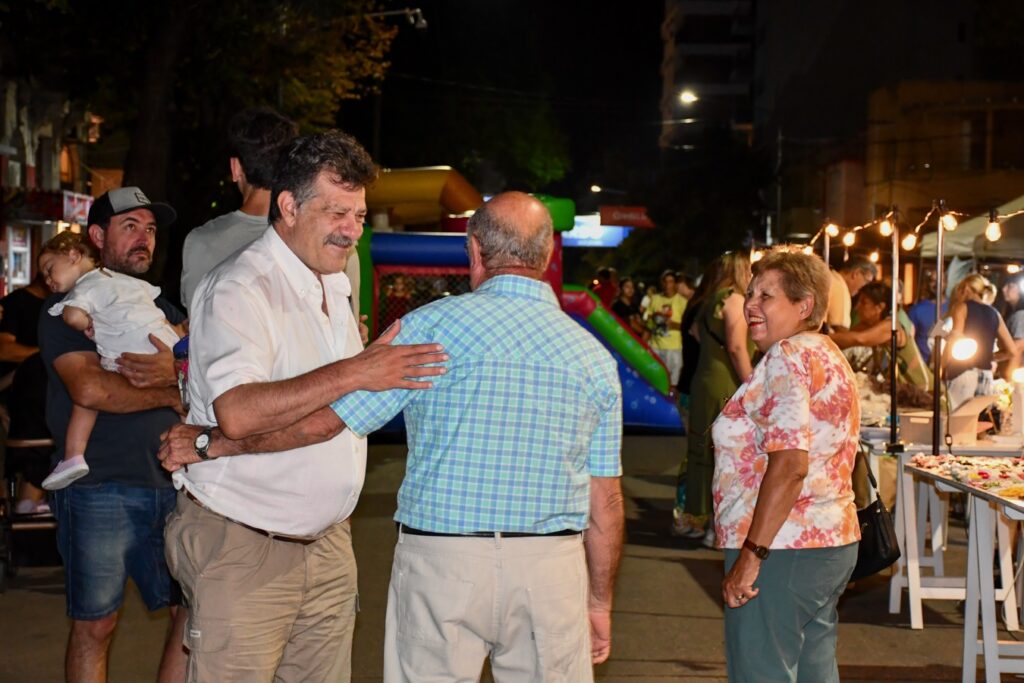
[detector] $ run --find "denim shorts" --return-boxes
[53,481,181,620]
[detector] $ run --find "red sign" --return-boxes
[599,205,655,228]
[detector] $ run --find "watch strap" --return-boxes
[194,428,213,460]
[742,537,770,560]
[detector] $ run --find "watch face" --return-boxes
[195,434,211,450]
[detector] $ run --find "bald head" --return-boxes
[466,192,554,275]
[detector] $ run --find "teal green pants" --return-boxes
[723,543,857,683]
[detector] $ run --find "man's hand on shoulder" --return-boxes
[349,320,449,392]
[117,335,177,388]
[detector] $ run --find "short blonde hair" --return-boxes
[751,247,831,329]
[951,273,990,308]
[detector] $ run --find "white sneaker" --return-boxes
[42,455,90,490]
[701,527,717,549]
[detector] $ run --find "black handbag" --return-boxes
[850,447,901,581]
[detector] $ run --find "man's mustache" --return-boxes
[325,235,355,248]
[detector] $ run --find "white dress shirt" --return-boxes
[174,227,366,537]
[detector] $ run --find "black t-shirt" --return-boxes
[947,299,999,380]
[38,291,186,488]
[0,286,46,376]
[611,299,639,322]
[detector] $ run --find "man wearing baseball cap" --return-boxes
[39,186,188,681]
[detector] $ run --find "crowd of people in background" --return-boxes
[592,250,1024,533]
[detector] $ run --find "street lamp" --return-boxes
[590,185,627,196]
[679,89,699,105]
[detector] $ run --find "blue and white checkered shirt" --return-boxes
[332,275,622,533]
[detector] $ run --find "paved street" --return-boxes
[0,435,1012,681]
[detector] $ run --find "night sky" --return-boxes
[338,0,665,202]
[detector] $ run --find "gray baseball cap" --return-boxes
[87,186,177,228]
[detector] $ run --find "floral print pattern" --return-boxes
[712,332,860,549]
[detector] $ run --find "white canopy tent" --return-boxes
[920,192,1024,258]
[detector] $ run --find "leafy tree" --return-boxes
[1,0,397,288]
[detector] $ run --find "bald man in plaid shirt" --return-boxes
[332,192,625,682]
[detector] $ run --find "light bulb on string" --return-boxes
[869,250,879,263]
[841,232,855,247]
[825,223,839,237]
[1009,264,1021,275]
[985,210,1001,242]
[941,213,958,231]
[901,233,918,250]
[879,219,893,237]
[751,249,764,263]
[802,245,814,255]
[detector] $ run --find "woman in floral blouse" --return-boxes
[711,248,859,682]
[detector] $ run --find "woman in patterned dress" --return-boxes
[712,248,860,683]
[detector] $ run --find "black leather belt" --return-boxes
[185,490,318,545]
[398,523,580,538]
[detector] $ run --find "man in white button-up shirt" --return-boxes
[162,131,447,682]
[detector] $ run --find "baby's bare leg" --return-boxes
[65,404,98,461]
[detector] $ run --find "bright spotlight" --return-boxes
[590,185,602,193]
[951,337,978,361]
[679,89,699,105]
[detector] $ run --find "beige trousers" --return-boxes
[384,528,592,682]
[165,493,358,683]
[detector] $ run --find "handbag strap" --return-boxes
[857,442,882,497]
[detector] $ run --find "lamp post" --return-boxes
[932,200,953,455]
[884,212,903,453]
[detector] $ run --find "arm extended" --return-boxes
[213,322,447,440]
[158,407,344,471]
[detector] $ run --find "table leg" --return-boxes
[963,493,981,683]
[974,500,1001,683]
[930,487,947,575]
[889,460,907,615]
[901,454,924,629]
[997,514,1019,631]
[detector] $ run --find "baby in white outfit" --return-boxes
[39,231,184,489]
